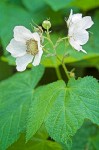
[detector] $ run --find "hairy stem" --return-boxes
[56,55,70,80]
[62,63,70,79]
[43,33,70,80]
[55,67,62,80]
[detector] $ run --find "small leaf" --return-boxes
[26,76,99,147]
[0,65,44,150]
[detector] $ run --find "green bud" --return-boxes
[42,20,51,30]
[70,72,75,78]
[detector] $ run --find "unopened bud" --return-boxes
[70,72,75,78]
[42,20,51,30]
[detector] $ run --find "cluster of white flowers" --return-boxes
[66,9,94,53]
[6,10,94,72]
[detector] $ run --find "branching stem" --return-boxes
[43,34,70,80]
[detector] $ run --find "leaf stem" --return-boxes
[56,55,70,80]
[62,63,70,79]
[55,67,62,80]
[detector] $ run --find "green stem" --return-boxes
[56,55,70,80]
[55,67,62,80]
[57,37,68,42]
[62,63,70,79]
[43,33,70,80]
[43,36,54,47]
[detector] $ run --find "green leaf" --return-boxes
[92,134,99,150]
[0,61,13,81]
[72,0,99,11]
[44,0,73,11]
[9,126,62,150]
[26,76,99,148]
[26,80,65,141]
[6,0,22,5]
[22,0,46,12]
[72,121,99,150]
[0,65,44,150]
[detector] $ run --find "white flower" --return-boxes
[67,9,94,53]
[6,26,43,71]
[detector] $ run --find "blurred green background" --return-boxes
[0,0,99,149]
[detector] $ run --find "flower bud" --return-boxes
[70,72,75,78]
[42,20,51,30]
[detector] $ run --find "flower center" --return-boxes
[26,39,38,56]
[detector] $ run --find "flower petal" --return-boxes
[67,9,73,27]
[67,9,82,27]
[32,32,41,48]
[32,48,43,66]
[32,32,40,42]
[67,10,82,27]
[73,30,89,45]
[79,16,94,29]
[14,26,33,42]
[16,54,33,71]
[69,38,87,53]
[68,14,82,36]
[71,13,82,24]
[6,38,27,57]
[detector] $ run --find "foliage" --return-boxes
[0,65,44,150]
[26,77,99,148]
[9,126,62,150]
[0,0,99,150]
[72,121,99,150]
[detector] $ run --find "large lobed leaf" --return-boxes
[0,65,44,150]
[27,76,99,148]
